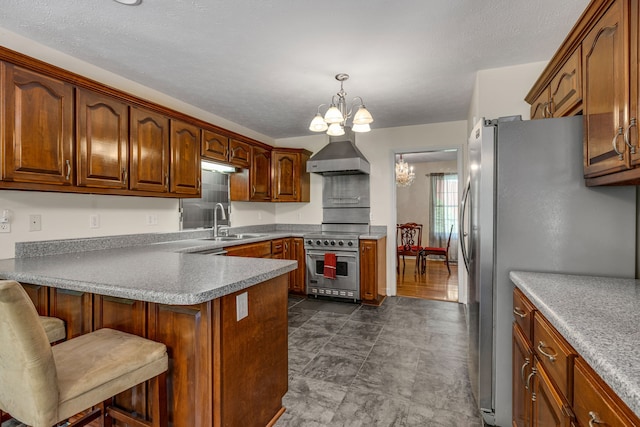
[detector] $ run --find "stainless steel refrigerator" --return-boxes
[460,116,636,426]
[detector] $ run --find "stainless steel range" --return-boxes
[305,128,370,302]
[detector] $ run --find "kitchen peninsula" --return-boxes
[0,233,297,427]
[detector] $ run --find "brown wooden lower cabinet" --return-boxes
[18,276,289,427]
[287,237,306,295]
[359,237,387,305]
[513,287,640,427]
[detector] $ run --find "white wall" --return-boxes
[467,61,547,134]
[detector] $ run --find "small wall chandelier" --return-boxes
[308,73,374,136]
[395,155,415,187]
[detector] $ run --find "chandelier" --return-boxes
[308,73,374,136]
[395,155,415,187]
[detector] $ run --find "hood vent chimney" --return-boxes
[306,128,370,175]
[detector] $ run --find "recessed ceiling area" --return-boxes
[0,0,590,139]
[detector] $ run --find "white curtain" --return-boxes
[428,173,458,262]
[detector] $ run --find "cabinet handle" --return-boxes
[65,160,71,181]
[624,118,637,154]
[543,102,551,118]
[521,357,530,385]
[525,367,536,391]
[197,178,201,190]
[165,174,169,188]
[537,341,557,362]
[612,126,625,160]
[513,307,526,318]
[588,411,603,426]
[252,185,256,196]
[122,168,128,184]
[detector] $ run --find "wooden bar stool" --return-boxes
[0,280,168,427]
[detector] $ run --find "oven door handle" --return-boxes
[306,250,358,259]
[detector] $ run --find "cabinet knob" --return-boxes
[122,168,128,184]
[65,159,71,181]
[588,411,603,426]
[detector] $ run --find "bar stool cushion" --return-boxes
[39,315,66,343]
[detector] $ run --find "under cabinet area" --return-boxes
[512,287,640,426]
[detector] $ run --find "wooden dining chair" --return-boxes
[396,222,423,274]
[0,279,168,427]
[420,224,454,274]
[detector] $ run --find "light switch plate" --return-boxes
[236,292,248,321]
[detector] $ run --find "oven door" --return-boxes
[306,250,359,298]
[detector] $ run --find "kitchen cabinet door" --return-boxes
[530,87,552,120]
[250,145,272,201]
[532,360,571,427]
[272,151,299,202]
[1,62,74,185]
[170,119,201,196]
[286,238,306,294]
[582,0,630,179]
[130,106,170,193]
[76,88,129,189]
[228,138,251,168]
[513,324,533,427]
[359,238,386,305]
[550,47,582,117]
[202,129,229,163]
[49,288,93,340]
[21,283,50,315]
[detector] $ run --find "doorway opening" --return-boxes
[395,149,460,302]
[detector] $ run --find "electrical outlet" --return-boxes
[29,214,42,232]
[146,214,158,226]
[0,223,10,233]
[89,214,100,229]
[236,292,248,321]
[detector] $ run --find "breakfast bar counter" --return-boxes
[0,238,297,427]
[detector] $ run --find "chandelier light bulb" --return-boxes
[309,114,329,132]
[353,106,374,125]
[324,106,344,124]
[327,123,345,136]
[352,123,371,133]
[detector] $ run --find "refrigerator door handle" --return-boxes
[459,178,471,272]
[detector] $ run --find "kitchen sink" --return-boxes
[227,233,267,239]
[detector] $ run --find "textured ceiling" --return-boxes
[0,0,590,139]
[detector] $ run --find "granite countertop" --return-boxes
[0,236,297,305]
[510,271,640,418]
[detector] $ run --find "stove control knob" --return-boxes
[347,241,354,247]
[323,240,329,246]
[306,240,313,245]
[316,240,321,245]
[338,241,344,246]
[330,240,336,246]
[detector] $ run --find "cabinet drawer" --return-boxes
[533,313,576,401]
[573,357,639,427]
[271,239,284,256]
[550,46,582,117]
[224,241,272,258]
[513,288,535,343]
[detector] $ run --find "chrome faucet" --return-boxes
[213,203,227,237]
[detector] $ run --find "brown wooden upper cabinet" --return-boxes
[228,139,251,168]
[76,88,129,189]
[201,130,252,169]
[129,106,170,193]
[250,145,272,201]
[1,62,74,185]
[526,0,640,186]
[170,119,201,196]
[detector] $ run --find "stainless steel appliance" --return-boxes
[304,232,361,301]
[461,116,636,426]
[305,131,371,301]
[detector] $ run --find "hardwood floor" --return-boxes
[396,257,459,302]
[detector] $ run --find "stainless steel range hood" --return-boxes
[306,128,370,175]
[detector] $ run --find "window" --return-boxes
[430,173,458,245]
